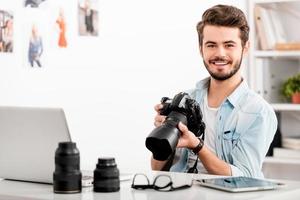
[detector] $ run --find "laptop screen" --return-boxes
[0,106,71,183]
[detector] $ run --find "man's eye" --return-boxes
[226,44,234,48]
[207,45,215,48]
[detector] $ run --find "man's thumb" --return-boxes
[178,122,188,133]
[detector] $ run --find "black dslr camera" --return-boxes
[145,92,205,161]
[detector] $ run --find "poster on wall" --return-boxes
[55,8,68,48]
[78,0,99,36]
[0,10,13,53]
[22,8,47,68]
[27,23,44,67]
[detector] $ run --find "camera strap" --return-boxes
[187,157,198,174]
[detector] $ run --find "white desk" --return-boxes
[1,172,300,200]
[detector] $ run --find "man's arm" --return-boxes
[178,104,277,177]
[178,122,231,175]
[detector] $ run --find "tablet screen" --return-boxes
[197,176,279,192]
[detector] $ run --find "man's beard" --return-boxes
[203,53,243,81]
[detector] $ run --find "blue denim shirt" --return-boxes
[170,77,277,178]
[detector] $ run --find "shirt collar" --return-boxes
[227,79,248,108]
[195,77,210,91]
[196,77,249,108]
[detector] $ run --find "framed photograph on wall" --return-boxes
[0,10,13,53]
[22,7,48,68]
[78,0,99,36]
[55,8,68,48]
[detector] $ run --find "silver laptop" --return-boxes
[0,106,71,184]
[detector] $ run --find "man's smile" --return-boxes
[209,59,232,70]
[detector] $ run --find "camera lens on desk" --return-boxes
[93,157,120,192]
[53,142,82,194]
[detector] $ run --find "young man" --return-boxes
[151,4,277,178]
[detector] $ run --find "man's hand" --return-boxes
[177,122,200,149]
[154,104,166,127]
[153,103,199,149]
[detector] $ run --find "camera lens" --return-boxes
[146,111,187,161]
[53,142,82,194]
[93,157,120,192]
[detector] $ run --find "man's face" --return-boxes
[200,25,248,81]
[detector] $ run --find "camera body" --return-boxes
[146,92,205,161]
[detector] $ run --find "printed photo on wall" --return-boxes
[55,8,68,48]
[78,0,99,36]
[28,24,43,67]
[0,10,13,53]
[22,8,48,68]
[24,0,47,8]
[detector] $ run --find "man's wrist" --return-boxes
[190,137,204,155]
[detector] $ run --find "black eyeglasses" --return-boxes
[131,173,192,192]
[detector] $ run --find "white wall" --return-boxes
[0,0,246,173]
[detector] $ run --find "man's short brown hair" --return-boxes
[196,4,249,47]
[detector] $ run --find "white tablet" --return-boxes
[196,176,281,192]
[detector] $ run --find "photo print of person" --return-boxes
[0,10,13,53]
[28,24,43,67]
[78,0,99,36]
[24,0,47,8]
[55,8,67,48]
[22,5,47,69]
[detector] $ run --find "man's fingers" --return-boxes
[178,122,188,133]
[155,115,165,122]
[154,104,163,112]
[154,121,161,127]
[154,115,166,127]
[153,104,165,127]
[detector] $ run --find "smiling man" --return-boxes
[151,4,277,178]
